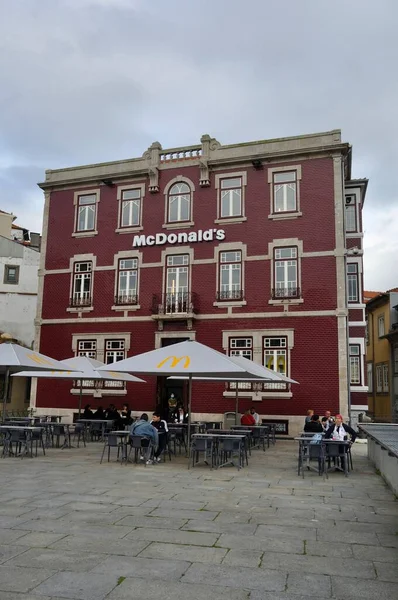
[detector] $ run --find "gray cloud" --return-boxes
[0,0,397,288]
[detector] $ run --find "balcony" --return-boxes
[272,287,301,300]
[70,293,92,308]
[151,292,197,330]
[114,294,138,306]
[216,290,244,302]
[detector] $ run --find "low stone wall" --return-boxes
[359,424,398,496]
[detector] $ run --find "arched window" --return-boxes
[168,183,191,223]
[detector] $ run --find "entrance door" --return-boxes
[156,337,189,420]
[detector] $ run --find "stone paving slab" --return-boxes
[0,441,398,599]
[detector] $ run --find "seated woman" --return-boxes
[93,406,106,419]
[304,414,323,433]
[119,403,132,426]
[172,405,188,424]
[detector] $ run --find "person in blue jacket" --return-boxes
[129,413,158,464]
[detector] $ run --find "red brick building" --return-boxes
[32,130,368,435]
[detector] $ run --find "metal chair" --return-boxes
[218,437,244,470]
[51,424,71,449]
[190,436,216,468]
[29,428,46,457]
[100,433,123,463]
[324,441,349,477]
[128,435,153,465]
[89,422,103,441]
[297,438,325,478]
[73,423,86,448]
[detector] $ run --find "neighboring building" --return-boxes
[365,289,398,422]
[0,210,41,412]
[33,129,368,435]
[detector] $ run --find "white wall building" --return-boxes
[0,210,40,347]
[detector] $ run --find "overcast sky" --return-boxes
[0,0,397,291]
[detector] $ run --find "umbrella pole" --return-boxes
[187,373,192,460]
[78,380,83,418]
[235,382,239,426]
[1,367,10,424]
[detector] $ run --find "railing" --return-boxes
[160,146,202,162]
[228,381,287,392]
[114,294,138,306]
[272,287,301,299]
[216,290,244,301]
[152,292,197,316]
[73,380,125,389]
[70,293,92,307]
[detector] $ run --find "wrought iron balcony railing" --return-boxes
[70,293,92,307]
[114,294,138,306]
[216,290,244,301]
[151,292,197,316]
[272,287,301,300]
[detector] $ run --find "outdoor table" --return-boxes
[232,425,269,449]
[192,433,247,469]
[77,419,114,441]
[295,437,351,478]
[0,425,43,458]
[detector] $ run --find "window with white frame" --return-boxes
[347,263,359,302]
[166,254,189,313]
[228,338,252,389]
[349,345,361,385]
[378,315,385,338]
[77,339,97,359]
[218,251,243,301]
[273,247,299,299]
[394,345,398,374]
[220,177,242,218]
[167,183,191,223]
[116,258,138,305]
[365,319,370,345]
[345,195,357,233]
[376,364,383,393]
[105,339,126,364]
[273,171,297,213]
[120,189,141,228]
[382,363,389,393]
[263,337,287,390]
[367,362,373,393]
[71,262,93,307]
[76,194,96,232]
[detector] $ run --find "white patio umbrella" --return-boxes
[169,353,299,424]
[97,340,261,451]
[14,356,146,417]
[0,342,81,423]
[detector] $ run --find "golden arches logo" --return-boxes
[156,356,191,369]
[26,354,55,367]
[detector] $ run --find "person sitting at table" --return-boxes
[105,404,119,421]
[119,403,132,427]
[304,414,323,433]
[172,404,188,424]
[250,407,260,425]
[93,406,106,419]
[151,411,168,462]
[322,410,335,430]
[304,409,314,426]
[325,414,357,470]
[129,413,158,464]
[82,404,93,419]
[241,409,256,426]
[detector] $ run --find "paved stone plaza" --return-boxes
[0,440,397,600]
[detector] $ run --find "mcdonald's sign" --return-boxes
[156,356,191,369]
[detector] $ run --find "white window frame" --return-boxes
[349,344,361,385]
[116,258,139,305]
[228,337,253,390]
[71,262,93,307]
[263,336,288,391]
[378,315,385,338]
[347,263,359,303]
[367,362,373,394]
[345,194,358,234]
[219,251,243,301]
[376,364,383,393]
[382,363,389,393]
[268,165,302,220]
[72,189,100,237]
[116,183,145,233]
[162,176,195,229]
[268,239,303,305]
[215,171,247,224]
[273,246,299,299]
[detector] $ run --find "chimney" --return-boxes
[30,232,41,250]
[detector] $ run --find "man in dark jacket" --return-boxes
[151,411,168,462]
[304,414,323,433]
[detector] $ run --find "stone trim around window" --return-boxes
[222,328,295,399]
[213,242,247,308]
[268,165,302,220]
[268,238,303,305]
[163,175,195,228]
[214,171,247,223]
[72,188,100,237]
[111,250,143,312]
[115,182,145,234]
